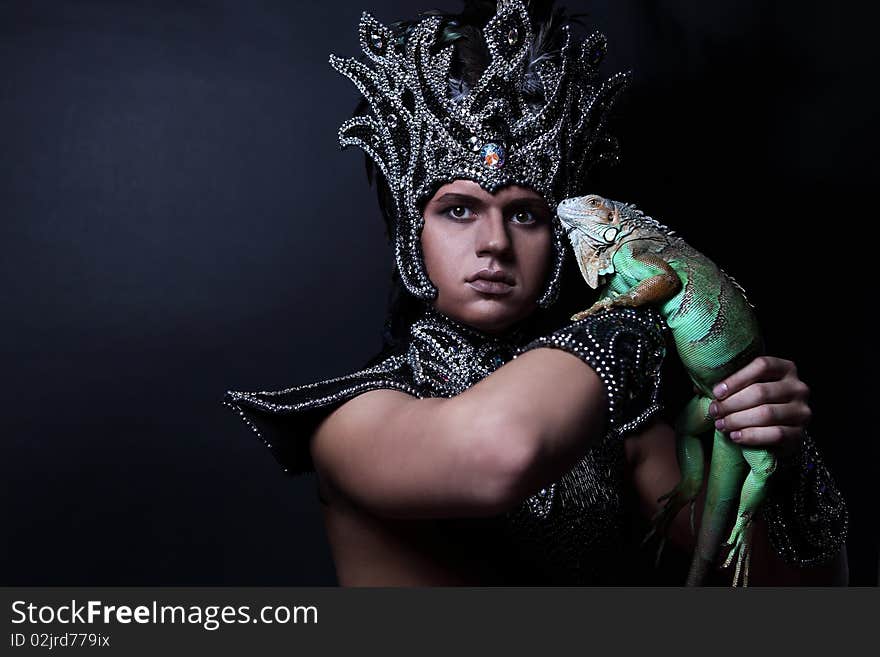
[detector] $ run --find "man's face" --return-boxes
[420,179,553,334]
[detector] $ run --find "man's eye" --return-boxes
[510,209,537,224]
[445,205,473,220]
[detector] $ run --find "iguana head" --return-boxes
[556,194,630,288]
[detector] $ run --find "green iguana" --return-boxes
[556,193,776,586]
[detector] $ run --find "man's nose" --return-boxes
[475,210,512,257]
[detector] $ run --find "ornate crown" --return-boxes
[328,0,630,306]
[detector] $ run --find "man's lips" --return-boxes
[467,279,514,294]
[466,268,515,295]
[466,268,515,284]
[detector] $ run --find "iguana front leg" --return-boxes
[571,252,682,321]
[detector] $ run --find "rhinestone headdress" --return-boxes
[328,0,631,306]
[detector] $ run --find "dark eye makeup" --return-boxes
[437,203,546,225]
[443,205,472,220]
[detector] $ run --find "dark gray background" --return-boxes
[2,0,875,585]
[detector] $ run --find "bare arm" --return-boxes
[311,346,607,519]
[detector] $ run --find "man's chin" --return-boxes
[459,299,530,334]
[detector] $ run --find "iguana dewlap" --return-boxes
[556,193,776,586]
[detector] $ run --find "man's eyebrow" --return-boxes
[432,192,548,211]
[432,192,487,207]
[506,197,550,210]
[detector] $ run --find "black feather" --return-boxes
[453,24,491,89]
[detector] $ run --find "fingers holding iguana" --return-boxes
[709,379,810,419]
[707,361,811,453]
[711,356,800,400]
[712,401,812,434]
[724,426,805,455]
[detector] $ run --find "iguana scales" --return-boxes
[556,193,776,586]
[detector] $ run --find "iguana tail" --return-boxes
[686,429,750,586]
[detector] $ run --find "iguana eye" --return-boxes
[588,197,601,207]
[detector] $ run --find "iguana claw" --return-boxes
[642,485,699,566]
[570,299,615,321]
[722,512,755,587]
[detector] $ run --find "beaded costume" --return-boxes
[222,0,847,583]
[225,304,668,583]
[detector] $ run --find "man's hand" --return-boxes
[706,356,811,457]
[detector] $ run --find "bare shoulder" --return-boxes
[310,389,419,474]
[317,388,417,430]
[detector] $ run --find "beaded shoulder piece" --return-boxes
[222,306,522,475]
[223,350,417,476]
[223,305,666,480]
